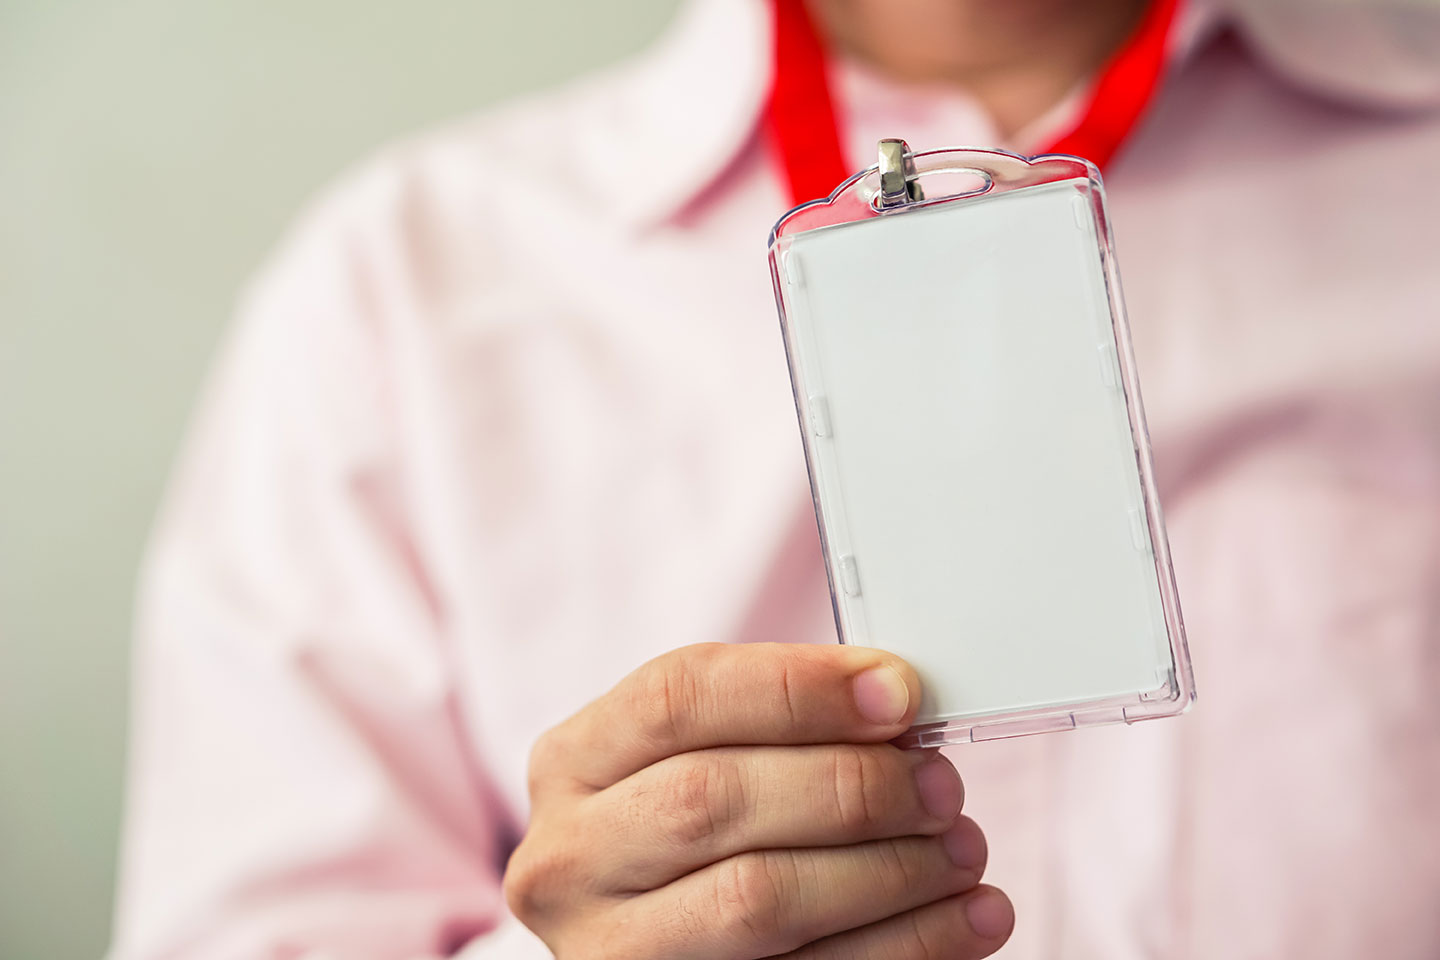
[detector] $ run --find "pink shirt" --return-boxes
[111,1,1440,958]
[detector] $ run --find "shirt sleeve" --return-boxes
[109,179,514,960]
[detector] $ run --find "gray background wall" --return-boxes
[0,2,682,956]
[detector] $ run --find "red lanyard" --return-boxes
[765,0,1183,206]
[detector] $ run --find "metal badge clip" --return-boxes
[877,138,924,208]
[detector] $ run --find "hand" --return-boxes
[504,642,1014,959]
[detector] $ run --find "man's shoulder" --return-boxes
[245,59,666,323]
[285,0,771,265]
[300,65,645,249]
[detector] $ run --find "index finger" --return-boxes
[535,642,923,790]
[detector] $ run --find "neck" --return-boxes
[808,0,1149,137]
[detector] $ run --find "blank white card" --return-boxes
[781,181,1174,725]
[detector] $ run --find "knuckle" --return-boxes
[871,838,929,897]
[502,834,579,924]
[829,745,893,834]
[900,905,947,960]
[628,647,710,751]
[501,841,543,922]
[712,852,793,946]
[768,644,827,726]
[775,654,800,725]
[656,754,746,846]
[526,729,566,789]
[527,724,591,797]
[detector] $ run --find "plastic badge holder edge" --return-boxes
[766,145,1196,747]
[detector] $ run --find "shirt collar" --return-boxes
[1218,0,1440,112]
[574,0,772,232]
[587,0,1440,232]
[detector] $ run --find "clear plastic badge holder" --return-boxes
[769,141,1195,747]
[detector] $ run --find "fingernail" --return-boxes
[852,665,910,725]
[915,758,963,822]
[965,889,1014,940]
[941,818,986,869]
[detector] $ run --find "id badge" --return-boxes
[768,141,1195,746]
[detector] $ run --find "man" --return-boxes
[111,0,1440,957]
